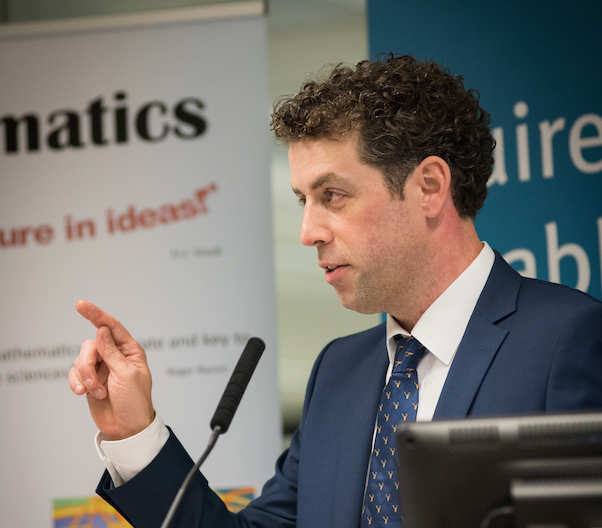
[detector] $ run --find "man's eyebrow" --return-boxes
[292,173,344,195]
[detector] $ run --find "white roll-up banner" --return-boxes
[0,3,281,526]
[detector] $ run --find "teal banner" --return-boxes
[368,0,602,299]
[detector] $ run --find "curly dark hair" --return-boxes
[271,54,494,219]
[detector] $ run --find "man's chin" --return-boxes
[336,291,381,315]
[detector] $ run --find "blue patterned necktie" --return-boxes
[361,336,426,528]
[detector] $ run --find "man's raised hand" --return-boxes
[69,300,155,441]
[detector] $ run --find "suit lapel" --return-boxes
[433,309,508,418]
[332,332,388,528]
[433,252,520,419]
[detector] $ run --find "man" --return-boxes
[69,55,602,528]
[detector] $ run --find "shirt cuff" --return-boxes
[95,413,170,487]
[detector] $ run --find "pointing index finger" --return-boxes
[76,300,133,346]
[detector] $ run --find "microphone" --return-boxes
[160,337,266,528]
[210,336,265,433]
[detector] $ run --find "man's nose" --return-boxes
[300,204,331,247]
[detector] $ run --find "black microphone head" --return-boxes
[210,337,265,433]
[235,337,265,372]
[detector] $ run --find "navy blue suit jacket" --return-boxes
[98,253,602,527]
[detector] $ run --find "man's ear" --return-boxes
[412,156,452,218]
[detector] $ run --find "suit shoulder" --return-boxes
[502,276,602,337]
[485,252,601,321]
[518,275,602,310]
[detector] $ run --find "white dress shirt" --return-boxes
[97,243,496,486]
[385,242,495,421]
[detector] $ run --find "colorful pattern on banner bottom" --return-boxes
[53,487,256,527]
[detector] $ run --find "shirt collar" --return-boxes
[385,242,495,366]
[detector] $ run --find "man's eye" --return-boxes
[326,191,344,202]
[297,196,306,206]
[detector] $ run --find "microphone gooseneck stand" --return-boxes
[160,337,265,528]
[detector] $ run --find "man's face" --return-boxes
[289,135,428,317]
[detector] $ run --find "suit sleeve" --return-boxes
[97,429,236,528]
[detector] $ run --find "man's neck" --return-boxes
[391,226,483,331]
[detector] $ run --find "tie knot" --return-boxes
[393,336,426,373]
